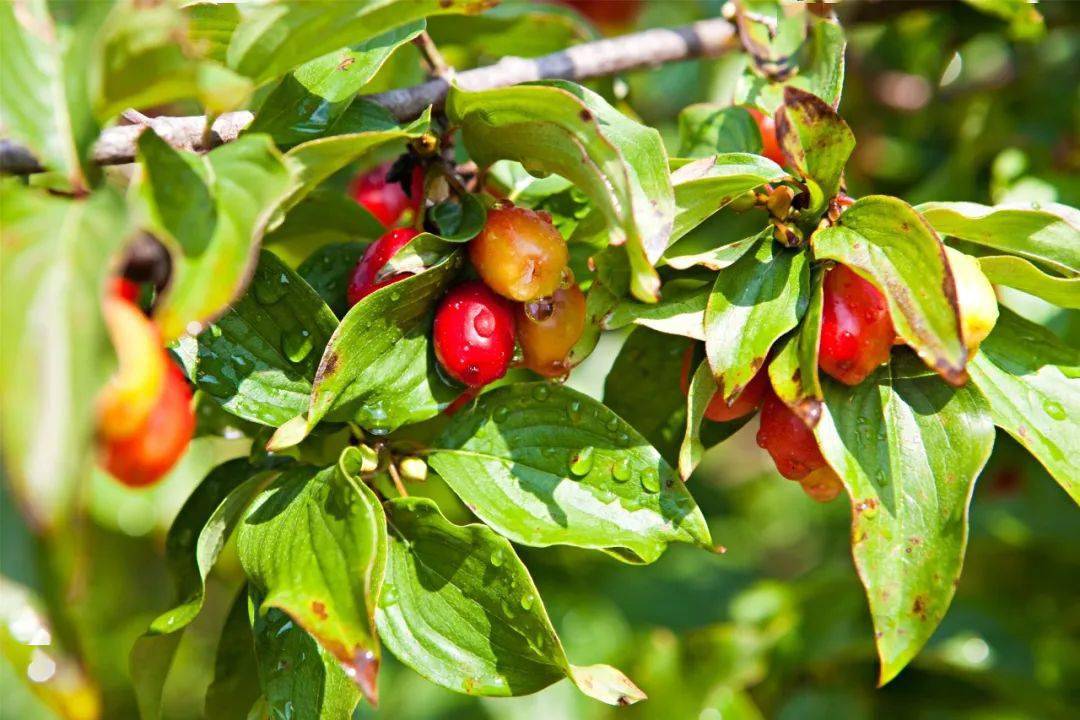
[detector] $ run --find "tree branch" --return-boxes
[0,18,736,174]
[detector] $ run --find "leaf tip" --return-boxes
[569,664,646,706]
[266,414,309,451]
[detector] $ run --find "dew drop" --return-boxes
[489,550,504,567]
[390,291,401,302]
[605,417,620,433]
[567,401,583,423]
[282,330,313,363]
[570,446,594,476]
[616,432,630,447]
[198,373,235,398]
[532,384,550,401]
[524,297,554,323]
[493,406,510,422]
[209,324,223,338]
[641,467,661,493]
[380,585,398,607]
[1043,400,1066,420]
[254,276,287,304]
[611,457,631,483]
[520,594,535,611]
[501,600,516,619]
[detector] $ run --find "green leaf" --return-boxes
[663,231,761,272]
[193,250,339,427]
[376,497,645,705]
[679,359,752,481]
[0,185,128,530]
[204,587,261,720]
[670,154,785,242]
[678,105,764,158]
[915,201,1080,277]
[264,188,383,270]
[447,80,675,302]
[968,309,1080,502]
[775,86,854,215]
[603,329,694,463]
[282,103,431,208]
[280,250,462,446]
[768,265,826,424]
[137,131,295,340]
[427,193,488,242]
[250,587,362,719]
[429,382,712,563]
[736,13,846,113]
[296,242,369,318]
[812,352,995,685]
[0,0,108,189]
[224,0,492,85]
[92,1,253,121]
[812,196,968,385]
[248,22,424,146]
[604,280,710,340]
[238,448,388,705]
[977,255,1080,309]
[427,3,595,60]
[705,233,809,403]
[131,459,274,720]
[962,0,1045,40]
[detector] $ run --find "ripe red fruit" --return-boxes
[517,285,587,378]
[346,228,420,307]
[679,347,768,422]
[564,0,642,31]
[433,281,516,388]
[110,277,140,303]
[819,264,896,385]
[746,108,785,167]
[349,162,424,228]
[101,361,195,488]
[756,390,828,480]
[469,205,568,302]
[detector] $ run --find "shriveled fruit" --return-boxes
[756,389,828,480]
[680,347,768,422]
[517,285,587,378]
[100,361,195,488]
[747,107,785,167]
[97,290,165,440]
[346,228,420,306]
[433,281,516,388]
[469,205,568,302]
[946,247,998,353]
[819,264,895,385]
[349,161,424,228]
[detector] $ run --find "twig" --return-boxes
[0,18,736,174]
[414,31,452,80]
[386,462,408,498]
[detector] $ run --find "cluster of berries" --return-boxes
[349,164,587,394]
[674,112,999,501]
[96,279,194,487]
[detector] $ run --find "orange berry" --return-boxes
[469,205,568,302]
[517,285,587,378]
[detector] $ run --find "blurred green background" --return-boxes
[2,2,1078,718]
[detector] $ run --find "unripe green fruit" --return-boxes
[946,247,998,353]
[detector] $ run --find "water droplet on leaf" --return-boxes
[611,457,631,482]
[532,385,550,401]
[641,467,661,493]
[1043,400,1066,420]
[570,446,594,476]
[282,330,313,363]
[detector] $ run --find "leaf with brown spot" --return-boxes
[775,86,854,216]
[812,195,969,385]
[812,351,994,685]
[238,448,388,706]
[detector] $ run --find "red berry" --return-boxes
[679,347,768,422]
[346,228,420,307]
[564,0,642,31]
[747,108,785,167]
[101,360,195,488]
[756,390,828,480]
[517,285,587,378]
[349,162,423,228]
[433,281,516,388]
[819,264,895,386]
[469,205,568,302]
